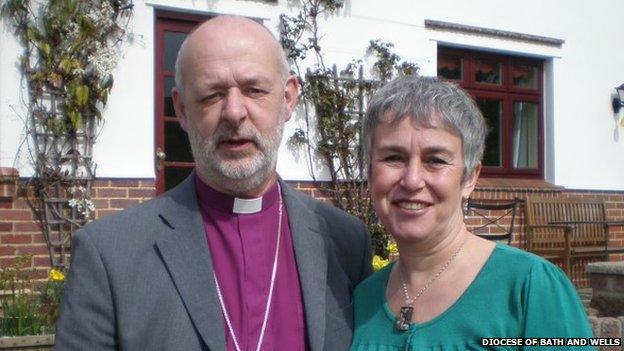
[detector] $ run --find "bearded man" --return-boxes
[55,15,372,351]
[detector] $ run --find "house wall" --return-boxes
[1,173,622,287]
[1,0,623,190]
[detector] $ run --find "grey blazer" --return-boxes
[54,175,372,350]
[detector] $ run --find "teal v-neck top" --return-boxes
[350,244,594,350]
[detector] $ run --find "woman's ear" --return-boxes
[461,163,481,199]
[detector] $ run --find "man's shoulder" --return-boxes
[79,179,195,244]
[284,183,364,228]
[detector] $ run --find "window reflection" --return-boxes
[477,98,503,167]
[475,60,502,84]
[512,102,538,168]
[511,64,538,89]
[437,55,462,80]
[164,31,187,73]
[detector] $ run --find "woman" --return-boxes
[350,75,593,350]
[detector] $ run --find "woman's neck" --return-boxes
[396,221,470,274]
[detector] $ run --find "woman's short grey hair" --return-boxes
[362,75,486,183]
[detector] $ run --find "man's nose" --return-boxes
[221,89,247,126]
[400,160,425,191]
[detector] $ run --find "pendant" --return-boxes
[395,306,413,331]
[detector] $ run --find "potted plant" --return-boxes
[0,256,65,350]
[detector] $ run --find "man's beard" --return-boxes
[186,117,284,195]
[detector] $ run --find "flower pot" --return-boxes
[0,334,54,350]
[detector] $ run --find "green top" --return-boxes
[350,244,594,351]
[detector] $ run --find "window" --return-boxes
[437,47,543,178]
[155,12,211,194]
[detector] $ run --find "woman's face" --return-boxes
[370,115,478,244]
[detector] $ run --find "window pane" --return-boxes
[477,98,503,167]
[512,102,538,168]
[475,60,502,84]
[164,77,175,117]
[511,64,538,89]
[165,167,194,191]
[164,31,187,73]
[165,120,194,162]
[437,55,462,80]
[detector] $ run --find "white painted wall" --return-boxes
[1,0,623,190]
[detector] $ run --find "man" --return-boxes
[55,15,372,351]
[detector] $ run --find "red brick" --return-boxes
[0,246,16,256]
[12,199,31,210]
[110,199,140,209]
[140,180,156,187]
[0,200,12,209]
[33,256,52,267]
[110,179,140,187]
[0,209,32,220]
[1,234,32,244]
[96,188,127,198]
[128,188,156,198]
[93,180,110,187]
[13,222,41,233]
[0,257,16,267]
[32,234,49,244]
[92,199,109,209]
[16,245,49,256]
[0,222,12,232]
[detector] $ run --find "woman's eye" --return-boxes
[382,155,404,163]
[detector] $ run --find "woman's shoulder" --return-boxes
[489,243,565,276]
[354,261,394,298]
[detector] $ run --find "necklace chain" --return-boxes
[400,239,466,306]
[213,183,283,351]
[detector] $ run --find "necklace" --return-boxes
[395,238,466,331]
[213,183,283,351]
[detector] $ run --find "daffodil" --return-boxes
[50,269,65,282]
[372,255,390,271]
[387,241,398,254]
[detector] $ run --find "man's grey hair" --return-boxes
[362,75,486,183]
[174,16,291,96]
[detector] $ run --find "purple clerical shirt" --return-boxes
[195,176,308,351]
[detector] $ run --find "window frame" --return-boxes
[437,47,544,178]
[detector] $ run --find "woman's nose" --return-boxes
[400,161,425,191]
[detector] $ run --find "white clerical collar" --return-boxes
[233,196,263,214]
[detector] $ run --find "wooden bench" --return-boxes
[525,196,624,278]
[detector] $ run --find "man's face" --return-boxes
[173,19,298,195]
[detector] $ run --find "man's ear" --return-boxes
[461,163,481,199]
[172,87,189,132]
[282,75,299,122]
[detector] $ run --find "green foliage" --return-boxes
[1,0,133,133]
[280,1,419,258]
[0,256,65,336]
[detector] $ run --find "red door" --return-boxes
[154,12,210,194]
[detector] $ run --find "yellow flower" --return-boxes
[372,255,390,271]
[387,241,398,254]
[50,269,65,282]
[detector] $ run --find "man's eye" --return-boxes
[202,92,222,102]
[245,87,266,95]
[426,156,448,165]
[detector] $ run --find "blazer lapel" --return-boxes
[155,175,226,351]
[281,180,328,351]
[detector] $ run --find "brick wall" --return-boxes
[1,171,623,288]
[0,175,155,276]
